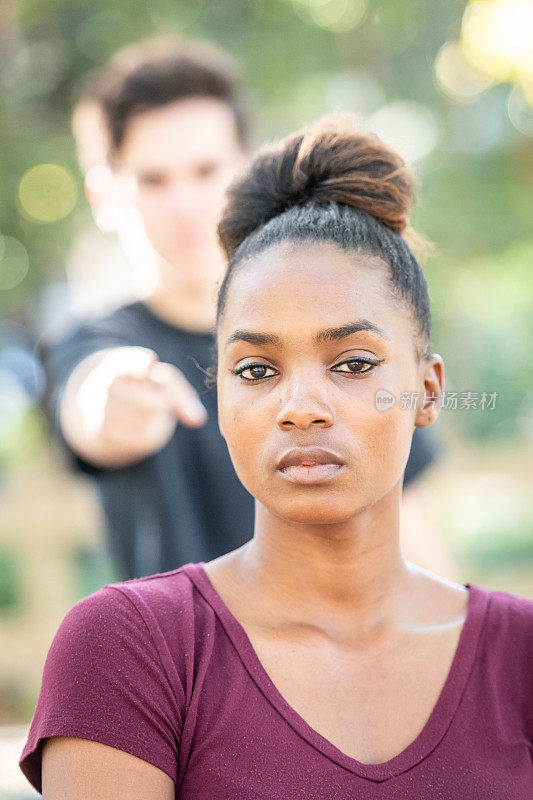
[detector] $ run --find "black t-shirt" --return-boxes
[43,300,441,581]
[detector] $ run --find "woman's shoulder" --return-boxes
[19,566,202,793]
[52,563,210,670]
[471,583,533,668]
[481,583,533,628]
[414,570,533,661]
[413,567,533,633]
[102,562,203,609]
[28,564,211,744]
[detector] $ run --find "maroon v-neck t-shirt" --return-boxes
[20,563,533,797]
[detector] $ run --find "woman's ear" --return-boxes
[414,353,445,428]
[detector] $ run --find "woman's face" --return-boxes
[217,240,443,525]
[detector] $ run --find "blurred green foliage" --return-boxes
[0,549,22,610]
[458,521,533,568]
[1,0,532,443]
[72,543,119,598]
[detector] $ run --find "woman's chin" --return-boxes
[267,497,357,526]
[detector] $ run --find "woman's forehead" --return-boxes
[238,239,384,282]
[220,241,397,336]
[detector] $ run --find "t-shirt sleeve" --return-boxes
[19,585,183,793]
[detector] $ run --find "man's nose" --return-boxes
[167,183,201,214]
[275,381,334,430]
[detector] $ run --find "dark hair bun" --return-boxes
[219,114,417,260]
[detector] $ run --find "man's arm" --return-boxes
[59,346,208,469]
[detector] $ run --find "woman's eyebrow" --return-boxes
[315,320,390,344]
[225,319,389,349]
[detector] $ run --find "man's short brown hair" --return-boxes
[87,37,250,157]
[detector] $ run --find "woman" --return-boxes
[20,116,533,798]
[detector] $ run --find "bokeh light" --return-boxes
[462,0,533,84]
[0,236,30,291]
[326,70,386,116]
[18,163,78,223]
[435,41,494,102]
[434,0,533,127]
[507,84,533,134]
[292,0,367,32]
[365,101,440,163]
[446,88,508,152]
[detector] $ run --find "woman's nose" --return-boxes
[275,388,334,430]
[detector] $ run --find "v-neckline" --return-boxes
[181,561,490,782]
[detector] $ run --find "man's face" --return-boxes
[115,96,246,269]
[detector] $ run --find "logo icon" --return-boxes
[375,389,396,412]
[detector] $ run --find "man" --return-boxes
[46,37,447,580]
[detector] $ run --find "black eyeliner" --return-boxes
[230,356,384,382]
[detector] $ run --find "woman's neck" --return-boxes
[229,481,413,634]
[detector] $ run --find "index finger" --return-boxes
[147,362,208,427]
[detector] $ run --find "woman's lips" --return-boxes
[278,463,345,485]
[276,447,345,484]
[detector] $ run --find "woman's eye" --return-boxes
[331,358,381,375]
[232,363,277,382]
[231,358,382,383]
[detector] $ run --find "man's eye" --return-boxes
[138,175,166,187]
[331,358,382,375]
[231,363,277,382]
[196,163,219,179]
